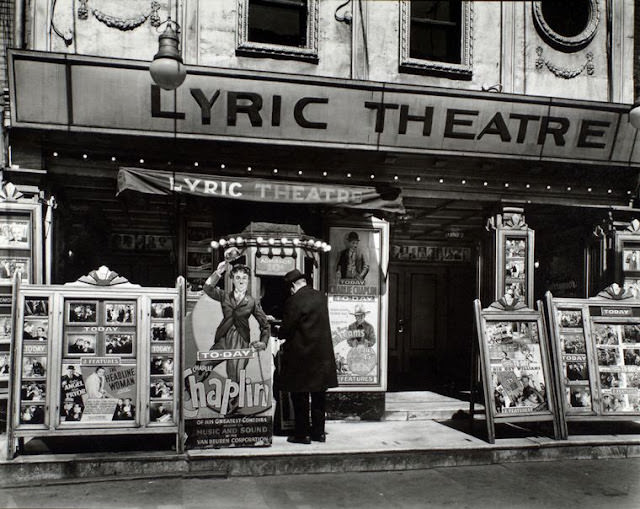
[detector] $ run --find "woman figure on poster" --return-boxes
[199,257,270,411]
[335,231,370,281]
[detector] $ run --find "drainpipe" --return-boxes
[14,0,25,49]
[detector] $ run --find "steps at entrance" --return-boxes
[384,391,478,421]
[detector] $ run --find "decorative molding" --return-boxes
[625,219,640,234]
[399,0,473,78]
[67,266,140,287]
[77,1,161,31]
[486,208,528,231]
[236,0,319,63]
[0,182,24,202]
[487,296,529,312]
[595,283,637,300]
[532,0,599,52]
[535,47,594,79]
[334,0,352,24]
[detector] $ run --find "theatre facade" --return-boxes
[2,1,640,421]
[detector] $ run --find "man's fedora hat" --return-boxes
[284,269,306,285]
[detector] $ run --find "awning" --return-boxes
[117,167,405,213]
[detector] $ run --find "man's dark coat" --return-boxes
[278,285,338,392]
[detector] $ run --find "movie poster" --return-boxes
[484,320,550,415]
[328,227,382,388]
[183,292,273,449]
[60,360,137,423]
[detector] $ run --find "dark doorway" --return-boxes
[388,262,475,394]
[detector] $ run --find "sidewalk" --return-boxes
[1,415,640,488]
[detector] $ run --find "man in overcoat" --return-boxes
[278,269,338,444]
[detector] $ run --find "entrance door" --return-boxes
[388,265,446,391]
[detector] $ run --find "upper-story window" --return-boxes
[237,0,319,63]
[532,0,599,52]
[400,0,473,78]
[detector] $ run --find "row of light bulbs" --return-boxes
[50,151,631,195]
[211,236,332,252]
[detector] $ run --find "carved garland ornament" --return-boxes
[78,1,161,30]
[535,47,594,79]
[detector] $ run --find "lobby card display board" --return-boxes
[0,190,45,409]
[6,267,184,459]
[546,285,640,439]
[473,298,561,444]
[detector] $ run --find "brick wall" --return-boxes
[0,0,12,91]
[636,0,640,100]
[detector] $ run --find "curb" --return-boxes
[2,440,640,488]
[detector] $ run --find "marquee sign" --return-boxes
[8,50,640,167]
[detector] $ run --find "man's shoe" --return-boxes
[287,435,311,444]
[310,433,326,442]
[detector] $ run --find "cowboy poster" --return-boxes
[182,285,273,449]
[329,297,380,386]
[328,226,383,389]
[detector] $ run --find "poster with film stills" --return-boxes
[484,320,550,415]
[591,322,640,413]
[555,309,593,412]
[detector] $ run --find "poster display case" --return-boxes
[546,284,640,439]
[185,221,214,293]
[0,183,48,419]
[473,297,561,443]
[327,219,389,391]
[6,267,184,459]
[484,207,535,308]
[614,225,640,292]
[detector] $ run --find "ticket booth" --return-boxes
[182,223,328,448]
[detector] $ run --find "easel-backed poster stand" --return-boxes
[473,297,561,443]
[6,267,184,459]
[546,285,640,439]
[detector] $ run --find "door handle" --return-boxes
[397,319,404,333]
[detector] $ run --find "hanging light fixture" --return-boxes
[149,0,186,91]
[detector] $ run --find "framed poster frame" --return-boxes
[0,191,47,423]
[546,285,640,439]
[473,298,561,443]
[495,228,535,308]
[326,219,389,392]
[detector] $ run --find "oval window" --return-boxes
[533,0,599,52]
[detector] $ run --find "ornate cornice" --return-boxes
[66,266,140,287]
[487,296,529,312]
[486,208,528,231]
[0,182,24,202]
[594,283,637,300]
